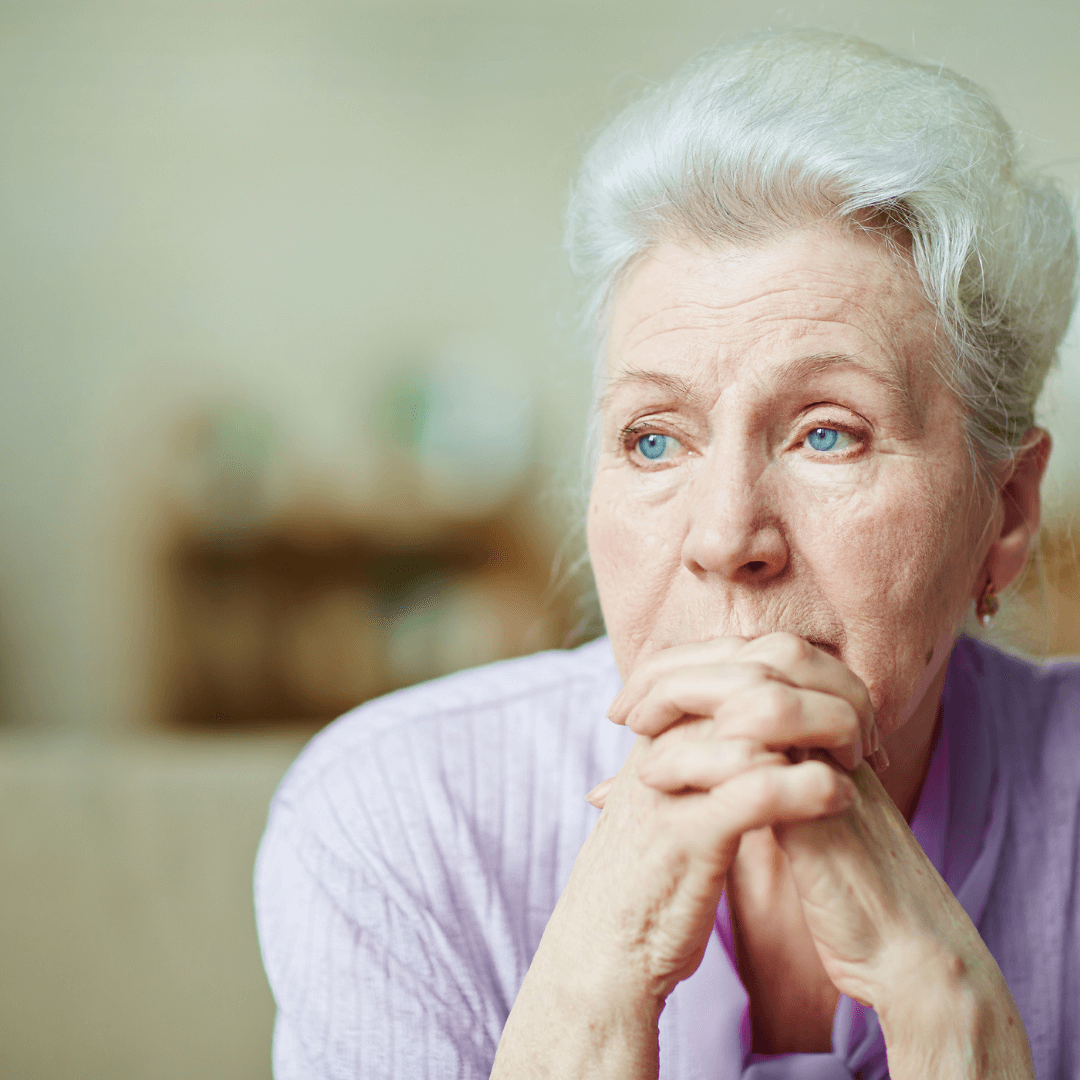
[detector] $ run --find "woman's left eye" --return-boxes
[804,426,856,453]
[634,433,681,462]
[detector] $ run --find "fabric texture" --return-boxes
[254,636,1080,1079]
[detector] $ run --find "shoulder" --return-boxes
[254,644,626,1077]
[956,640,1080,1072]
[957,636,1080,919]
[273,636,624,811]
[953,635,1080,772]
[257,638,631,914]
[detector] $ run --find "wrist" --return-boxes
[875,945,970,1048]
[876,945,1033,1080]
[492,928,665,1079]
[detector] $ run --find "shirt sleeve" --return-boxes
[254,782,505,1080]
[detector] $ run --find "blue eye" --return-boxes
[806,427,854,453]
[636,433,677,461]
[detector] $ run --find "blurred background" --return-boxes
[0,1,1077,1076]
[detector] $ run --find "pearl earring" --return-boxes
[976,580,1000,629]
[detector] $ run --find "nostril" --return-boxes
[745,561,767,573]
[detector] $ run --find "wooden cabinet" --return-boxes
[162,508,589,729]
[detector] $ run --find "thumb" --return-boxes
[586,776,616,809]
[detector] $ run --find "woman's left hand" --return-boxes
[774,763,992,1008]
[599,639,1035,1079]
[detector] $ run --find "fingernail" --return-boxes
[586,777,614,806]
[869,746,890,773]
[870,726,880,754]
[607,691,626,722]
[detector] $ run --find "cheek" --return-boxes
[792,473,977,727]
[587,473,683,671]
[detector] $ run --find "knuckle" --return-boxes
[835,701,860,741]
[662,717,698,746]
[762,631,811,665]
[706,636,742,656]
[729,739,758,768]
[685,716,716,742]
[738,660,774,685]
[802,760,842,803]
[747,768,782,807]
[760,682,796,721]
[652,671,679,701]
[636,751,662,782]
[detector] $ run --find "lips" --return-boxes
[661,629,844,658]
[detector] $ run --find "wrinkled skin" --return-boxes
[590,230,978,736]
[491,223,1046,1079]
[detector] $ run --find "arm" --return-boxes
[492,907,664,1080]
[492,634,874,1078]
[491,740,855,1079]
[255,799,503,1080]
[579,633,1034,1079]
[778,763,1034,1079]
[879,950,1032,1080]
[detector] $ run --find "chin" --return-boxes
[847,628,957,739]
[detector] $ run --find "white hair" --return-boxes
[567,30,1078,471]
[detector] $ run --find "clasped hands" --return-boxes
[571,634,1022,1066]
[493,633,1032,1078]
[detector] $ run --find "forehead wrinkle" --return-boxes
[617,298,722,356]
[610,246,939,425]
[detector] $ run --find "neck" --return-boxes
[878,652,952,822]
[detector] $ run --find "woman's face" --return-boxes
[588,223,991,736]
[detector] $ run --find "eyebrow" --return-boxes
[603,352,917,419]
[779,352,917,417]
[599,368,707,410]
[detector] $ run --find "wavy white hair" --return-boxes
[567,30,1078,473]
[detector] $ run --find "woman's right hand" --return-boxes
[490,633,877,1079]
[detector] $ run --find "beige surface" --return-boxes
[0,0,1078,740]
[0,733,305,1080]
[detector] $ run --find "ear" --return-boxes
[979,428,1052,597]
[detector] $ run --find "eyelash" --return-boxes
[619,422,655,445]
[619,422,683,466]
[617,416,868,466]
[797,418,867,456]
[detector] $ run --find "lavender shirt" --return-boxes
[255,636,1080,1078]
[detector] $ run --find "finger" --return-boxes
[628,672,864,769]
[675,759,856,846]
[624,662,776,736]
[586,776,616,809]
[868,746,890,773]
[624,637,876,761]
[740,633,875,752]
[638,735,788,792]
[607,638,748,723]
[717,684,865,770]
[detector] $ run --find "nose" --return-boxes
[681,456,789,583]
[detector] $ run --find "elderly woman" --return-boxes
[255,31,1079,1080]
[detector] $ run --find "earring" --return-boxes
[976,580,999,629]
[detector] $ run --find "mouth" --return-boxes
[663,629,845,659]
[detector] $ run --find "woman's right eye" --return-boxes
[633,433,681,462]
